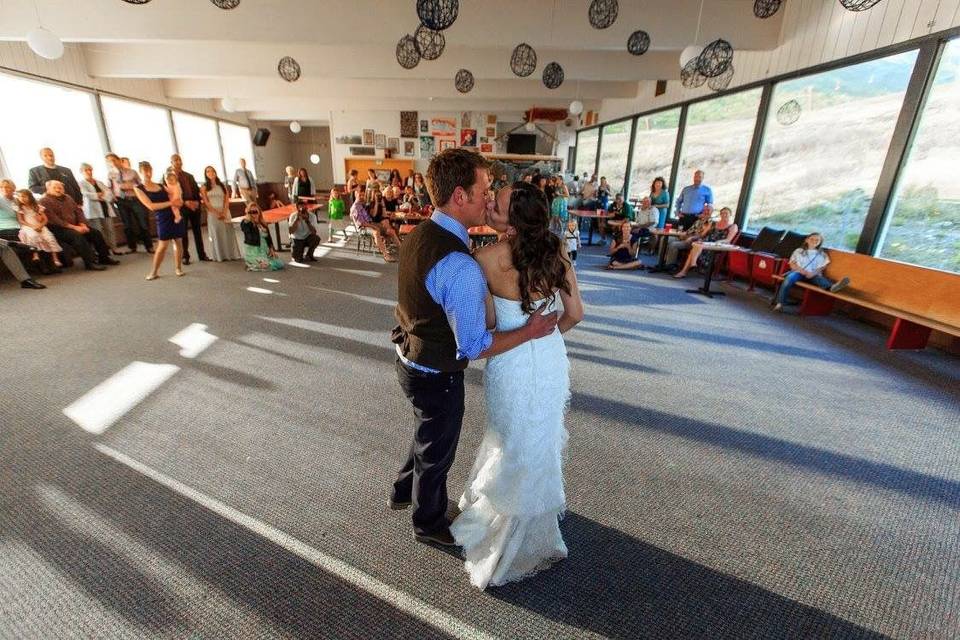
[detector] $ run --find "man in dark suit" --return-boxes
[169,154,209,264]
[28,148,83,204]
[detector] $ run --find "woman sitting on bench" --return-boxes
[773,232,850,312]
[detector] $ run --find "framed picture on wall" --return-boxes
[430,118,456,136]
[403,140,416,156]
[460,129,477,147]
[485,126,496,138]
[437,137,456,152]
[420,136,435,159]
[387,137,399,151]
[400,111,418,137]
[374,133,386,149]
[486,114,497,125]
[420,119,429,133]
[362,129,375,146]
[479,143,493,153]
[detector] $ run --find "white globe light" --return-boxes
[525,121,536,132]
[309,153,320,165]
[221,98,237,113]
[27,27,64,60]
[568,100,584,116]
[289,121,302,134]
[680,45,704,68]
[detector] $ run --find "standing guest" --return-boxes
[412,173,430,205]
[405,169,416,188]
[292,167,315,201]
[79,163,118,255]
[580,176,597,209]
[674,206,739,279]
[200,166,241,262]
[326,187,347,243]
[15,189,63,268]
[283,165,297,202]
[106,153,153,254]
[121,157,132,170]
[536,175,549,192]
[135,162,185,281]
[663,206,712,269]
[365,168,380,192]
[597,177,613,210]
[389,169,403,186]
[345,169,360,207]
[549,180,569,237]
[28,148,82,204]
[522,174,534,184]
[240,205,284,271]
[564,219,581,266]
[170,154,208,265]
[234,158,258,205]
[674,169,713,230]
[289,201,321,264]
[40,180,118,271]
[649,176,670,229]
[0,239,45,289]
[773,233,850,312]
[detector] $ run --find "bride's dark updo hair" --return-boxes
[507,181,571,314]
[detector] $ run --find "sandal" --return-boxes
[175,269,185,277]
[145,274,159,281]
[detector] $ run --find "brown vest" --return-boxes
[392,220,470,372]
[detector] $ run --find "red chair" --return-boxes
[723,226,784,290]
[750,230,806,290]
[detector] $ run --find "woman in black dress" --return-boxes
[135,161,184,280]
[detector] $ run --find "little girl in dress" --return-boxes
[15,189,63,267]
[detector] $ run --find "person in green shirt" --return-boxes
[602,193,634,241]
[326,187,347,243]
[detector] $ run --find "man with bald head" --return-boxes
[40,180,118,271]
[28,147,83,204]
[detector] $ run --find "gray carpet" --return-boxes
[1,240,957,640]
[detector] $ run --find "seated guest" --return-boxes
[492,171,509,192]
[292,167,315,201]
[326,187,347,242]
[405,169,416,188]
[0,239,45,289]
[597,177,612,210]
[580,176,597,209]
[28,147,82,204]
[663,206,712,270]
[630,197,658,246]
[605,222,642,270]
[399,185,420,213]
[602,193,633,241]
[383,185,401,213]
[389,169,403,186]
[0,179,24,243]
[391,177,404,192]
[412,173,430,205]
[240,205,284,271]
[773,232,850,312]
[79,163,118,255]
[267,192,285,210]
[674,206,738,279]
[288,201,321,264]
[365,188,400,263]
[15,190,63,269]
[40,180,118,271]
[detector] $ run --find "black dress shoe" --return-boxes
[414,528,458,547]
[199,256,212,262]
[101,258,120,266]
[182,256,191,265]
[388,497,411,510]
[85,264,107,271]
[20,279,46,289]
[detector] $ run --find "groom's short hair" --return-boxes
[426,148,490,208]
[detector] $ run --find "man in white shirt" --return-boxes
[234,158,258,205]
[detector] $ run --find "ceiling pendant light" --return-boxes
[289,121,302,134]
[27,27,64,60]
[568,100,584,116]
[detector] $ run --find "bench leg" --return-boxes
[886,318,931,350]
[799,289,834,316]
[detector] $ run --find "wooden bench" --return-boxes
[773,250,960,350]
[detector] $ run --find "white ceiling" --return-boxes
[1,0,784,123]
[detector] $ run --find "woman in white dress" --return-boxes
[450,181,584,589]
[200,166,242,262]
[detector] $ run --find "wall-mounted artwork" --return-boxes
[438,137,456,152]
[460,111,471,129]
[480,143,494,153]
[403,140,416,156]
[374,133,387,149]
[486,114,497,125]
[420,119,429,133]
[350,146,376,156]
[335,134,362,145]
[430,118,456,136]
[460,129,477,147]
[420,136,435,158]
[400,111,418,138]
[362,129,375,146]
[485,126,496,138]
[387,137,399,152]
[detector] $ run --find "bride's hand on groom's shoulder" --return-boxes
[524,306,558,339]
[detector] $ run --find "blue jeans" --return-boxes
[656,209,668,229]
[777,270,834,304]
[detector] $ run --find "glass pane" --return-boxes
[101,96,175,177]
[219,122,255,187]
[172,111,222,180]
[0,72,105,187]
[678,88,762,216]
[574,129,599,178]
[627,108,680,202]
[747,50,918,250]
[596,121,630,196]
[878,40,960,273]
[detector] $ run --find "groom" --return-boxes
[390,149,558,546]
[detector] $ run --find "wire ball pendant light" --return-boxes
[839,0,883,10]
[753,0,782,18]
[627,30,651,56]
[776,99,802,125]
[455,69,474,93]
[396,34,421,69]
[277,56,301,82]
[414,24,445,60]
[510,43,538,77]
[417,0,459,30]
[210,0,240,9]
[588,0,619,29]
[707,64,734,91]
[542,61,564,89]
[696,39,734,78]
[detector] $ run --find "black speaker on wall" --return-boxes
[253,128,271,146]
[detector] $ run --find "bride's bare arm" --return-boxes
[484,291,496,330]
[557,244,584,334]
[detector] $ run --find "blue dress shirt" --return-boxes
[675,184,713,215]
[397,210,494,373]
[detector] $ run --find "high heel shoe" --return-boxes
[175,269,185,277]
[145,273,159,281]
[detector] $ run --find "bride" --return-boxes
[450,181,584,589]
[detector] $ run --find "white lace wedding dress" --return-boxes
[450,295,570,589]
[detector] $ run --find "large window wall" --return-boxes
[219,122,256,182]
[595,121,630,195]
[575,30,960,274]
[747,51,918,251]
[101,96,177,177]
[172,111,223,180]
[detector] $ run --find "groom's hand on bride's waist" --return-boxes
[525,307,559,339]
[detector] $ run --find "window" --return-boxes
[627,108,680,202]
[596,121,630,196]
[0,72,105,188]
[101,96,175,177]
[172,111,222,181]
[219,122,255,186]
[877,40,960,273]
[574,128,599,178]
[746,51,918,250]
[677,88,762,216]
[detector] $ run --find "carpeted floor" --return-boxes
[1,239,957,640]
